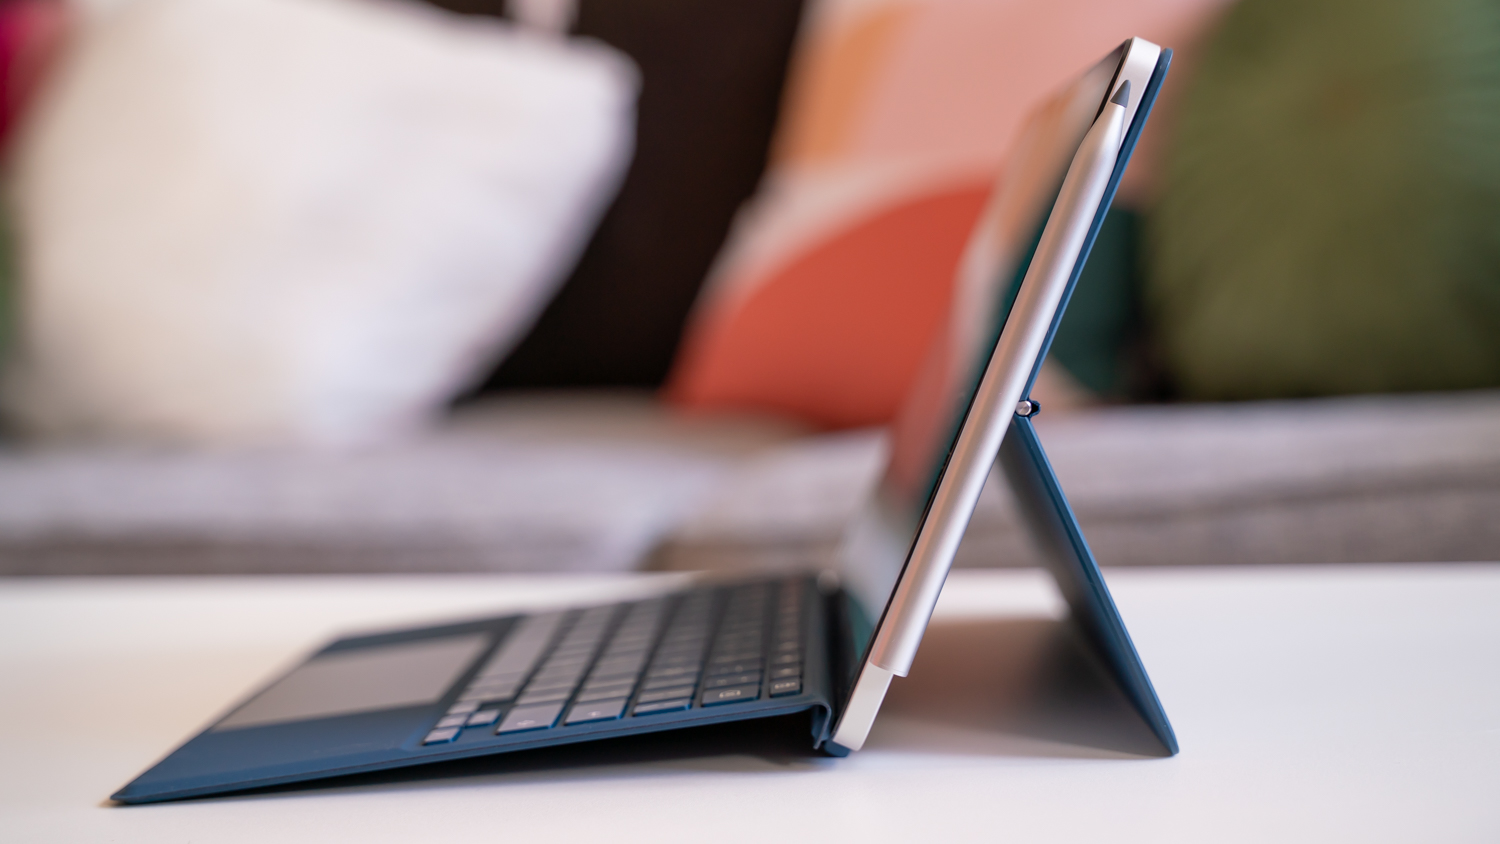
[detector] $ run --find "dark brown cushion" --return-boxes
[428,0,806,390]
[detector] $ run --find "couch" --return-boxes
[5,388,1496,575]
[4,0,1496,577]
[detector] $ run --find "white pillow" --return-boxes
[3,0,636,444]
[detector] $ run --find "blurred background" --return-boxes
[0,0,1496,577]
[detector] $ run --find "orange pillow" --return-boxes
[666,0,1228,428]
[669,182,989,429]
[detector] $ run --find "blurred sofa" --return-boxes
[4,388,1497,575]
[3,0,1497,576]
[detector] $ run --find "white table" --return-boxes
[3,565,1498,842]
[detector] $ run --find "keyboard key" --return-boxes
[545,651,593,665]
[643,675,699,689]
[472,675,525,689]
[632,698,691,715]
[769,679,802,697]
[770,653,800,666]
[707,664,757,677]
[472,611,566,683]
[589,667,642,682]
[522,679,579,694]
[707,662,760,676]
[648,661,701,675]
[565,698,628,725]
[770,666,801,680]
[523,683,579,698]
[446,701,481,715]
[423,727,460,745]
[587,675,638,689]
[497,703,564,734]
[645,674,698,688]
[664,630,709,642]
[655,658,704,671]
[594,655,645,669]
[649,661,700,675]
[722,623,763,634]
[664,629,709,640]
[473,670,527,686]
[637,686,696,703]
[435,714,469,729]
[467,709,501,726]
[593,663,646,678]
[465,684,519,700]
[576,685,635,703]
[527,686,581,701]
[528,671,584,685]
[461,691,516,705]
[574,693,632,708]
[516,689,572,705]
[701,685,759,706]
[473,676,519,688]
[703,673,759,689]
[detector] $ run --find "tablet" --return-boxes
[829,36,1170,750]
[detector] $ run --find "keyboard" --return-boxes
[422,580,807,745]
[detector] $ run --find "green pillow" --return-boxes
[1147,0,1500,400]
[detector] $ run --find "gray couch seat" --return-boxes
[0,393,802,575]
[660,390,1500,569]
[4,390,1497,575]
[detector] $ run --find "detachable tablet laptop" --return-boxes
[114,38,1175,804]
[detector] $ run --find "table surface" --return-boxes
[4,565,1498,843]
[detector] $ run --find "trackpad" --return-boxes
[215,634,489,730]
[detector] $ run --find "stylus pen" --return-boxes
[864,82,1130,680]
